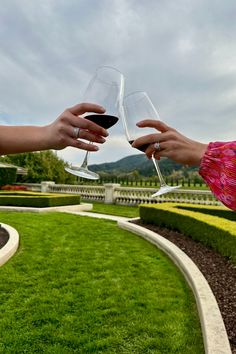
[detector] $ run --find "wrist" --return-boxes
[38,125,53,150]
[193,142,208,166]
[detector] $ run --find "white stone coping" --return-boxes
[118,219,232,354]
[0,223,19,267]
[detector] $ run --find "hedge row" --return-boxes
[0,192,80,208]
[139,203,236,264]
[0,167,17,186]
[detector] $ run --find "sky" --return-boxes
[1,0,236,166]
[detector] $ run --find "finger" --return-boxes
[65,124,105,142]
[77,129,106,144]
[145,143,157,157]
[80,117,109,137]
[153,153,160,161]
[64,112,108,137]
[69,138,100,151]
[132,133,162,149]
[136,119,173,133]
[67,102,106,116]
[146,141,169,159]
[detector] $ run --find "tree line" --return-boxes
[0,151,206,188]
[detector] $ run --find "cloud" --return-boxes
[1,0,236,164]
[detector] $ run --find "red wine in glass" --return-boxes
[122,91,181,196]
[128,140,150,153]
[65,66,124,180]
[85,114,119,129]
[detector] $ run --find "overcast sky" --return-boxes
[1,0,236,165]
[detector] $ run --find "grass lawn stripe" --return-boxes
[0,212,204,353]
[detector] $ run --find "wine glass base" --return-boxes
[151,185,181,197]
[65,166,99,180]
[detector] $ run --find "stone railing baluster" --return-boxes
[21,182,221,206]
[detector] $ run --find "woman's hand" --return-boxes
[44,102,108,151]
[132,120,208,166]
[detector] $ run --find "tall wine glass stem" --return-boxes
[80,151,89,169]
[151,156,167,187]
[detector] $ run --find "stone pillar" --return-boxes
[104,183,120,204]
[41,181,55,193]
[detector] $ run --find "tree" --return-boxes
[0,151,77,184]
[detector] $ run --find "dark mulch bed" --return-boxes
[132,219,236,354]
[0,225,9,249]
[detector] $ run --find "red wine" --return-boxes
[129,140,150,152]
[85,114,118,129]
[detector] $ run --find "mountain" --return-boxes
[89,154,196,177]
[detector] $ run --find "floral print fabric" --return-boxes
[199,141,236,211]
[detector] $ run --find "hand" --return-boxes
[132,120,208,166]
[44,102,109,151]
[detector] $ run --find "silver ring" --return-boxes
[154,142,161,151]
[73,127,80,139]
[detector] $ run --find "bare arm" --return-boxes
[0,103,108,155]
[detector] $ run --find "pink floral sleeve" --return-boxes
[199,141,236,211]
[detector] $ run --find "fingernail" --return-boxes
[94,146,99,151]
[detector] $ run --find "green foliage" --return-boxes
[139,203,236,264]
[89,153,199,178]
[0,151,77,184]
[0,191,80,207]
[0,212,204,353]
[0,167,17,186]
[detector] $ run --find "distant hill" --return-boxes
[89,154,197,177]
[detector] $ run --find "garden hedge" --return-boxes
[139,203,236,264]
[0,167,17,186]
[0,191,80,207]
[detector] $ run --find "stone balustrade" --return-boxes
[21,182,221,206]
[49,183,105,202]
[114,187,221,205]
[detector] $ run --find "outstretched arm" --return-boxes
[0,103,108,154]
[132,119,236,211]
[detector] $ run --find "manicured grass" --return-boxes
[0,212,204,353]
[90,202,139,218]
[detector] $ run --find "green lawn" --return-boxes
[0,212,204,353]
[90,202,139,218]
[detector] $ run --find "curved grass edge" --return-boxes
[0,222,19,267]
[118,219,231,354]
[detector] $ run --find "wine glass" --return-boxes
[65,66,124,179]
[122,91,181,196]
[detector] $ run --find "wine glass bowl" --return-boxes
[65,66,124,179]
[122,91,180,197]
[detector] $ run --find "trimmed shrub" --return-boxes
[0,191,80,207]
[139,203,236,264]
[0,167,17,186]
